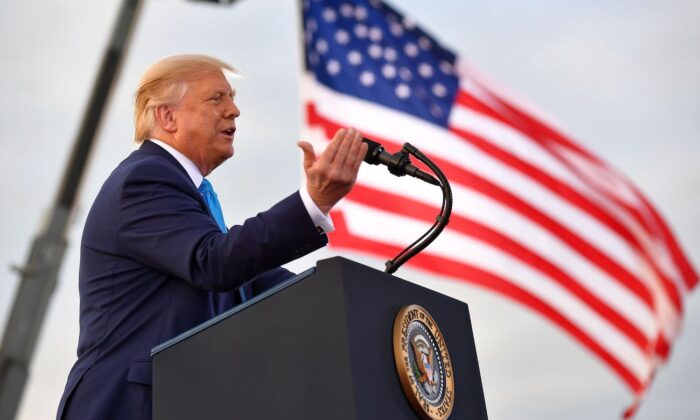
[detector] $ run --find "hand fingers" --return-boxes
[297,141,316,170]
[345,129,364,168]
[315,127,364,170]
[351,138,368,172]
[318,128,346,165]
[330,127,356,166]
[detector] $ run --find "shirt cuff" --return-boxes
[299,186,335,234]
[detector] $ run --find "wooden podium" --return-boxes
[151,257,487,419]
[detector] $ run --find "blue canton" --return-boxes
[302,0,459,127]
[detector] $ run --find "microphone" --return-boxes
[362,138,440,186]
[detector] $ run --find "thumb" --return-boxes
[297,141,316,170]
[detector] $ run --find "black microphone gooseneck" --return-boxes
[360,137,452,275]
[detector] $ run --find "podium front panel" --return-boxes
[153,257,487,419]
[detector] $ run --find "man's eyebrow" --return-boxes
[205,88,236,98]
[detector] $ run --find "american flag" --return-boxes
[299,0,697,415]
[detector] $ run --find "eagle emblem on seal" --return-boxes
[411,335,438,393]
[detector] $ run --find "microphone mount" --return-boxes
[362,138,440,186]
[361,138,453,275]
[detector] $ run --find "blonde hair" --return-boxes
[133,54,236,143]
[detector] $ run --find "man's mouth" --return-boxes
[222,128,235,136]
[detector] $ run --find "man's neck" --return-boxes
[147,138,204,187]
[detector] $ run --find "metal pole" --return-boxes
[0,0,143,418]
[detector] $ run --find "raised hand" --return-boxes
[297,128,368,214]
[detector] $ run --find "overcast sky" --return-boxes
[1,0,698,419]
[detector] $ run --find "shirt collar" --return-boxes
[147,138,204,188]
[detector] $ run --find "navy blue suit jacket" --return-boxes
[57,141,326,419]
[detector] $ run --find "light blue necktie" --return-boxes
[198,179,249,303]
[198,179,227,233]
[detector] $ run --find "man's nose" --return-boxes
[224,99,240,119]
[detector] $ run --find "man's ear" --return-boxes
[153,104,177,133]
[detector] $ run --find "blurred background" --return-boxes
[0,0,698,418]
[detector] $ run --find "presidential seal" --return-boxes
[393,305,454,420]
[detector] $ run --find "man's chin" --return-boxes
[217,143,234,158]
[213,148,234,168]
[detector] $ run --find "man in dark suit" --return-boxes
[56,54,367,419]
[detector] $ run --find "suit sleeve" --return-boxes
[116,159,327,292]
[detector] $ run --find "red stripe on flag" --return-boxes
[454,89,516,127]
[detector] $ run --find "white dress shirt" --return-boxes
[148,138,334,234]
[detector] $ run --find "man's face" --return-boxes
[172,70,240,175]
